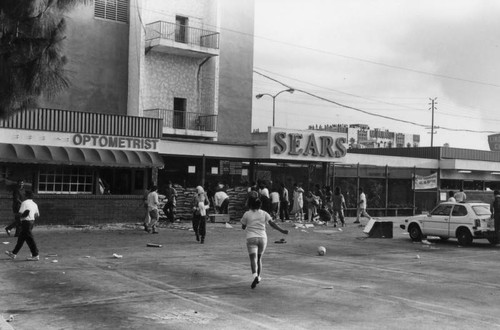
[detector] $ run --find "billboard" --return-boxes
[488,134,500,151]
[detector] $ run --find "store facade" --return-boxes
[0,109,164,225]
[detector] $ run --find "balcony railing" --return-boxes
[0,108,163,138]
[145,21,219,50]
[143,109,217,132]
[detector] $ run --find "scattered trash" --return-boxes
[338,228,343,232]
[47,254,58,257]
[147,243,162,248]
[317,246,326,256]
[274,238,287,244]
[305,224,314,228]
[2,241,9,244]
[52,260,58,263]
[421,240,432,245]
[6,314,14,322]
[225,223,233,229]
[85,256,91,258]
[112,253,123,259]
[415,255,420,259]
[300,230,308,233]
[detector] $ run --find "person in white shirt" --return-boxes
[5,191,40,261]
[269,188,280,219]
[241,197,288,289]
[214,186,229,214]
[454,189,466,202]
[354,187,372,224]
[146,185,160,234]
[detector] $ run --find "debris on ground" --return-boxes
[112,254,123,259]
[147,243,162,248]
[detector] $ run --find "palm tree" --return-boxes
[0,0,89,118]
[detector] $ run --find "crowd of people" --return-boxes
[243,181,372,228]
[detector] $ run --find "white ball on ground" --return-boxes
[317,246,326,256]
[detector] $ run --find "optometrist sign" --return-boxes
[268,127,347,161]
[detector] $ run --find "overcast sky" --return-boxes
[251,0,500,150]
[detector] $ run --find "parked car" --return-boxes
[400,201,498,246]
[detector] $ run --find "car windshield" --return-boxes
[472,205,491,216]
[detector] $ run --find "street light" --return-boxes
[255,88,294,127]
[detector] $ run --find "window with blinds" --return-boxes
[94,0,128,23]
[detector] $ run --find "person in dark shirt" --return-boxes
[491,190,500,239]
[162,181,177,223]
[5,179,25,237]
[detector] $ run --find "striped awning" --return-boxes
[0,143,164,168]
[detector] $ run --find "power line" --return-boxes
[253,70,499,134]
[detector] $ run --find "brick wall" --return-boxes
[0,187,250,226]
[0,194,145,226]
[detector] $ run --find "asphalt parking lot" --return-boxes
[1,217,500,330]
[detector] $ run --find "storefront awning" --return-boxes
[0,143,164,168]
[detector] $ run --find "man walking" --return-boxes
[332,187,347,227]
[279,183,290,221]
[491,190,500,239]
[146,185,160,234]
[5,191,40,261]
[163,181,177,223]
[354,187,372,224]
[5,179,25,237]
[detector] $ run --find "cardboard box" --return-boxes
[208,214,230,223]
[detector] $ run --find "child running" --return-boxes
[241,197,289,289]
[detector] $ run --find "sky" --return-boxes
[251,0,500,150]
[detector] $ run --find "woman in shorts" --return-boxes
[241,197,289,289]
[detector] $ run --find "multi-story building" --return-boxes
[308,123,420,148]
[0,0,256,224]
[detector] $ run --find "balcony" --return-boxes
[145,21,219,58]
[143,109,217,139]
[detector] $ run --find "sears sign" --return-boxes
[268,127,347,162]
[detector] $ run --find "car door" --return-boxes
[449,204,468,237]
[421,204,453,236]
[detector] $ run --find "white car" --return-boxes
[400,201,498,246]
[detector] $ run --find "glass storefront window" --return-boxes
[388,179,413,208]
[38,167,93,194]
[359,178,386,208]
[440,179,461,190]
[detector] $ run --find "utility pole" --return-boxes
[429,98,437,147]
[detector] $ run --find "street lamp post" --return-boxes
[255,88,294,127]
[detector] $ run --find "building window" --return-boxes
[175,16,188,43]
[173,97,187,129]
[94,0,128,23]
[38,167,94,194]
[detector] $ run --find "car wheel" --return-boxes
[408,224,422,242]
[456,228,473,246]
[487,237,499,245]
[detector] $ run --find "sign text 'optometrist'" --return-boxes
[72,134,158,150]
